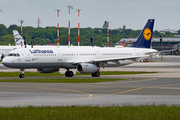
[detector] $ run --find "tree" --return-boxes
[39,39,47,45]
[0,24,8,37]
[46,32,54,42]
[59,35,68,45]
[8,24,18,34]
[2,34,14,45]
[153,30,161,37]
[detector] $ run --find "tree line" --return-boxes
[0,24,179,46]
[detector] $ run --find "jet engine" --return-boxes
[0,54,6,61]
[76,63,99,73]
[37,68,59,73]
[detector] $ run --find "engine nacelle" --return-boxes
[76,63,99,73]
[0,54,6,61]
[37,68,59,73]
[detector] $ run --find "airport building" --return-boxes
[117,35,180,55]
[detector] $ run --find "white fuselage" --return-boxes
[2,47,157,69]
[0,45,98,60]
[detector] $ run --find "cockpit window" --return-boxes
[8,53,20,57]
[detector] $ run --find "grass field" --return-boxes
[0,71,156,83]
[0,105,180,120]
[0,71,156,77]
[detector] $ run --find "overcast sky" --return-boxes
[0,0,180,30]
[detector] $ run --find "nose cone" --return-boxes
[2,57,14,68]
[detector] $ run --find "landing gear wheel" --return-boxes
[95,71,100,77]
[19,68,25,78]
[91,73,95,77]
[69,71,74,77]
[91,71,100,77]
[19,74,24,78]
[65,71,74,77]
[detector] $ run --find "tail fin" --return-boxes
[13,30,24,46]
[131,19,155,48]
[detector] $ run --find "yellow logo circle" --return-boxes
[143,28,152,41]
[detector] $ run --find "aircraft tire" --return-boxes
[91,72,100,77]
[69,71,74,77]
[65,71,74,77]
[65,71,69,77]
[91,73,95,77]
[95,71,100,77]
[19,74,24,78]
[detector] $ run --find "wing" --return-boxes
[72,55,149,64]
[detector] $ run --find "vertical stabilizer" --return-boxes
[13,30,24,46]
[131,19,155,48]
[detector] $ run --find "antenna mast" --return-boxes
[18,20,25,48]
[66,6,73,47]
[37,17,41,29]
[76,9,81,46]
[55,9,61,48]
[107,21,110,47]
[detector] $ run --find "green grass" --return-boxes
[0,105,180,120]
[0,71,156,77]
[0,78,126,83]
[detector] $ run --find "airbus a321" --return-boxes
[2,19,157,78]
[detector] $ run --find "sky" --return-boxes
[0,0,180,30]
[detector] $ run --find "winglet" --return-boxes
[131,19,155,48]
[13,30,24,46]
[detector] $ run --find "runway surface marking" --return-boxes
[0,85,92,105]
[95,78,157,84]
[0,78,180,106]
[35,87,93,102]
[92,82,180,99]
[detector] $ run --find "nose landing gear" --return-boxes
[19,68,25,78]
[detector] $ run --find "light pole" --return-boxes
[66,6,73,47]
[160,35,163,61]
[55,9,61,48]
[18,20,25,48]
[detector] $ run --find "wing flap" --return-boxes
[73,55,149,64]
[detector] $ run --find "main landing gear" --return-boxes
[91,71,100,77]
[65,69,74,77]
[19,68,25,78]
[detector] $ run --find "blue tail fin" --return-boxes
[131,19,155,48]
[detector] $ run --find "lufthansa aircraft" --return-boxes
[2,19,157,78]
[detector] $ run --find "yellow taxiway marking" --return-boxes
[0,80,180,105]
[95,78,157,84]
[92,82,180,99]
[0,85,92,105]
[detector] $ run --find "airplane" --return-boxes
[2,19,157,78]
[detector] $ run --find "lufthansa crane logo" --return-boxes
[143,28,152,41]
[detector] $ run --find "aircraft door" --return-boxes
[96,51,100,59]
[25,50,30,61]
[57,50,62,61]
